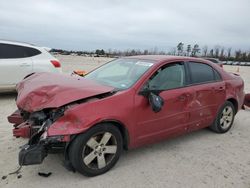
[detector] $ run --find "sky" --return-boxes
[0,0,249,52]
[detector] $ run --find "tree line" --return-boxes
[51,43,250,62]
[174,42,250,62]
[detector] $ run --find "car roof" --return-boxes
[204,58,219,60]
[0,39,52,52]
[0,39,36,48]
[124,55,207,63]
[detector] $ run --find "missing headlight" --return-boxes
[29,111,47,126]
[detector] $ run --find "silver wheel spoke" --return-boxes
[86,137,99,149]
[97,155,106,169]
[225,108,232,115]
[223,120,228,128]
[220,118,224,124]
[222,108,227,115]
[227,115,233,122]
[100,132,112,145]
[104,145,117,154]
[84,151,96,165]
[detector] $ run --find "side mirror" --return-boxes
[148,92,164,113]
[139,81,151,97]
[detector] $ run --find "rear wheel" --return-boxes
[69,123,122,176]
[210,101,235,133]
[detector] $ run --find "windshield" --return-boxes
[85,58,155,89]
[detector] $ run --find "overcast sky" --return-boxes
[0,0,249,51]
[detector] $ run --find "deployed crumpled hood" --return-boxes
[16,72,114,112]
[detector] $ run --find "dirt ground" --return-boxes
[0,55,250,188]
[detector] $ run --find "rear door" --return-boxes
[0,43,33,86]
[186,61,226,131]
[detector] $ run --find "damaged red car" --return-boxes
[8,56,245,176]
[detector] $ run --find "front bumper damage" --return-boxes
[13,122,31,138]
[8,110,30,138]
[18,135,68,166]
[19,144,47,165]
[8,108,70,166]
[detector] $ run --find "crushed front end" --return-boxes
[8,107,70,166]
[7,72,116,169]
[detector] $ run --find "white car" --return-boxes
[0,40,62,92]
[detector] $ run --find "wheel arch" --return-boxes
[63,119,130,171]
[100,120,130,150]
[226,98,238,113]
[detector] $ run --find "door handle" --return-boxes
[20,63,31,67]
[214,86,225,92]
[178,95,186,101]
[218,87,224,90]
[177,93,190,101]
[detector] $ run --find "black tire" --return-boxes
[210,101,236,133]
[69,123,123,177]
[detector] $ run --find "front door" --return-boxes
[134,62,191,146]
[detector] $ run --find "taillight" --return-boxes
[50,60,61,68]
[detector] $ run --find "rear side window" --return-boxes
[0,43,41,59]
[25,47,41,57]
[214,69,222,81]
[188,62,220,84]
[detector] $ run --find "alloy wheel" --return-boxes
[220,106,233,129]
[82,132,117,169]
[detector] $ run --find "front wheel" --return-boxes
[210,101,236,133]
[69,123,123,176]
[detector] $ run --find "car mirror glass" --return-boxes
[148,92,164,113]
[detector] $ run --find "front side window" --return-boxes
[188,62,217,84]
[85,58,155,89]
[0,43,41,59]
[147,63,185,91]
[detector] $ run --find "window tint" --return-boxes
[25,47,41,57]
[214,69,222,81]
[188,62,216,84]
[148,63,185,90]
[0,43,41,59]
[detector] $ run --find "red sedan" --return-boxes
[8,55,245,176]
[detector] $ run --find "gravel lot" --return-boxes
[0,55,250,188]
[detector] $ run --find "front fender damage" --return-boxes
[9,91,116,167]
[47,110,90,137]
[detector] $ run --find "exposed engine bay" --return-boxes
[9,107,67,166]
